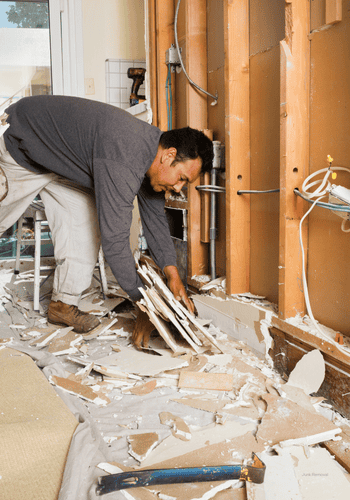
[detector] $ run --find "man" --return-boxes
[0,95,213,344]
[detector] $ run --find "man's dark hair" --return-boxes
[159,127,213,173]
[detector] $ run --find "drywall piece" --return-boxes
[246,449,302,500]
[181,355,208,372]
[286,349,325,395]
[68,355,139,379]
[159,412,191,441]
[79,293,124,314]
[49,375,110,407]
[127,432,160,463]
[72,361,94,383]
[138,301,188,354]
[193,295,267,356]
[256,393,340,446]
[178,371,234,391]
[82,317,118,340]
[140,264,223,353]
[172,396,236,415]
[279,428,342,448]
[47,330,82,355]
[141,421,256,468]
[141,288,202,352]
[124,380,157,396]
[94,345,188,377]
[280,384,318,414]
[30,328,61,347]
[289,445,350,499]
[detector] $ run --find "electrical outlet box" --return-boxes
[166,44,182,67]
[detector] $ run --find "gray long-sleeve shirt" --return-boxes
[4,95,177,301]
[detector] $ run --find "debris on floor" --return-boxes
[0,256,350,500]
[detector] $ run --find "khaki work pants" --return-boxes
[0,135,101,306]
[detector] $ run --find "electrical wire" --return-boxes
[174,0,218,106]
[196,185,226,193]
[237,189,279,195]
[299,195,350,356]
[294,189,350,212]
[297,165,350,356]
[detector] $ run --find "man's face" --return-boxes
[148,147,202,194]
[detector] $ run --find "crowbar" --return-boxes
[96,452,265,496]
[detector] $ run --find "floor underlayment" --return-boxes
[1,256,350,500]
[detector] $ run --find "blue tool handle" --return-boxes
[96,465,244,495]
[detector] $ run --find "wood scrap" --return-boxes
[322,425,350,473]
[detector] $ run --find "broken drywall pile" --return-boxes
[1,258,350,499]
[135,254,223,354]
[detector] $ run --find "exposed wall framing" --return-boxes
[147,0,350,341]
[223,0,250,295]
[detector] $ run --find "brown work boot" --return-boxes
[48,300,100,334]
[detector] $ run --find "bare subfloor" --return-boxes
[1,257,350,500]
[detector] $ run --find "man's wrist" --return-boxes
[163,265,179,280]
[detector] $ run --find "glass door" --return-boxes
[0,0,84,115]
[0,0,52,112]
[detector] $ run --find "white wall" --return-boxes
[81,0,145,103]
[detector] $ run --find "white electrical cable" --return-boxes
[174,0,218,106]
[299,194,350,356]
[302,166,350,199]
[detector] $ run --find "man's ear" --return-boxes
[165,147,177,161]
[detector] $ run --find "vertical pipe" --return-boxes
[210,141,222,280]
[210,168,217,280]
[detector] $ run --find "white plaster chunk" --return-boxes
[289,445,350,500]
[286,349,325,395]
[93,345,189,376]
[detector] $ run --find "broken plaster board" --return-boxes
[141,421,256,468]
[93,345,189,377]
[256,393,340,447]
[178,370,234,391]
[49,375,110,406]
[127,432,160,463]
[193,295,269,357]
[289,445,350,500]
[286,349,325,395]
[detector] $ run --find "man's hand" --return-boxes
[163,265,195,314]
[132,307,155,348]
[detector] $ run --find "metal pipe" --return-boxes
[210,141,222,280]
